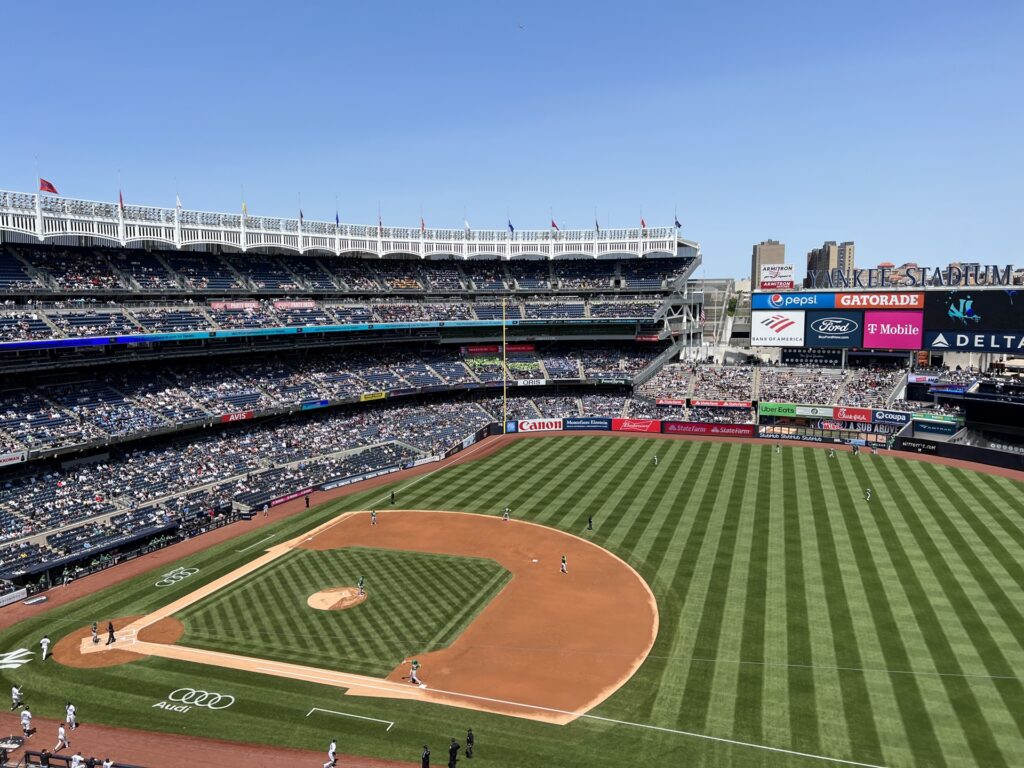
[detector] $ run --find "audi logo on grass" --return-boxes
[153,688,236,713]
[154,567,199,587]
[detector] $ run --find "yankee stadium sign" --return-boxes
[806,265,1014,288]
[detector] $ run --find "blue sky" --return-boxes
[2,0,1021,277]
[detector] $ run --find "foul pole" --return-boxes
[502,297,508,432]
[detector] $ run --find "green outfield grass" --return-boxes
[3,436,1024,767]
[177,547,510,675]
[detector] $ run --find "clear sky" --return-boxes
[2,0,1021,277]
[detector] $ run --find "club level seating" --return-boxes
[474,303,522,320]
[0,311,53,340]
[164,252,244,291]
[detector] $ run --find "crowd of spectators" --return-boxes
[838,368,904,407]
[758,367,845,404]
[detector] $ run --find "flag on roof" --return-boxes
[550,218,559,231]
[420,216,426,234]
[507,219,514,233]
[242,200,248,218]
[175,194,183,211]
[674,217,682,229]
[38,178,58,195]
[119,190,125,213]
[464,218,471,231]
[378,214,383,236]
[299,209,304,223]
[640,217,647,229]
[335,211,340,227]
[594,218,600,233]
[699,306,706,325]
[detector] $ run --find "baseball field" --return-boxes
[3,434,1024,767]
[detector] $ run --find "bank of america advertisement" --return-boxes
[751,311,806,346]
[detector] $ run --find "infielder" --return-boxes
[54,722,70,752]
[323,738,337,768]
[501,506,510,522]
[11,683,23,711]
[40,635,50,661]
[357,576,366,597]
[103,759,113,768]
[410,659,422,685]
[70,753,84,768]
[105,621,116,646]
[20,705,31,737]
[66,702,77,730]
[91,622,99,645]
[370,510,377,526]
[560,555,568,574]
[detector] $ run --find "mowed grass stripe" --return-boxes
[848,458,1005,767]
[528,436,631,526]
[953,470,1024,551]
[614,441,689,562]
[423,567,511,650]
[802,454,883,763]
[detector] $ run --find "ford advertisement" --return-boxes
[804,310,864,348]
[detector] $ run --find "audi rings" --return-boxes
[154,567,199,587]
[168,688,235,709]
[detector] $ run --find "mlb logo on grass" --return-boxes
[750,311,805,346]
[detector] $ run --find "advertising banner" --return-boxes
[752,292,834,310]
[908,373,940,384]
[635,334,661,341]
[273,300,316,309]
[515,379,546,386]
[833,406,873,423]
[0,451,27,467]
[913,412,961,423]
[0,587,27,608]
[662,422,756,436]
[517,418,564,432]
[751,311,806,347]
[462,344,499,355]
[780,348,844,367]
[923,331,1024,353]
[656,398,687,406]
[837,292,924,309]
[804,310,864,348]
[220,410,254,423]
[611,418,662,433]
[269,487,315,507]
[209,301,259,310]
[505,421,518,433]
[795,405,835,418]
[360,391,387,402]
[301,399,329,410]
[760,264,795,290]
[898,437,939,454]
[915,421,958,436]
[758,428,844,444]
[924,289,1023,331]
[872,409,912,426]
[758,402,796,417]
[690,400,753,409]
[563,417,613,431]
[506,343,536,352]
[862,310,923,349]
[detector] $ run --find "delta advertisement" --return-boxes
[923,331,1024,353]
[862,311,923,350]
[751,311,805,346]
[804,311,863,348]
[611,418,662,433]
[662,422,756,436]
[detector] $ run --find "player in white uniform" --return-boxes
[103,759,113,768]
[410,659,422,685]
[66,702,77,730]
[20,705,31,736]
[865,488,872,502]
[560,555,568,574]
[70,753,84,768]
[40,635,50,661]
[357,576,365,597]
[10,683,23,710]
[501,506,510,521]
[54,722,70,752]
[652,455,659,466]
[323,738,337,768]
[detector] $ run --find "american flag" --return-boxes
[699,307,706,325]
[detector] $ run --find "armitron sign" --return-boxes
[760,264,795,290]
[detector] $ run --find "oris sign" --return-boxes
[517,419,563,432]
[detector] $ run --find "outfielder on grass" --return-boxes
[357,576,365,596]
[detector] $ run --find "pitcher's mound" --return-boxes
[307,587,366,611]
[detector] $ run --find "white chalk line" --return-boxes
[306,707,394,731]
[236,533,277,553]
[255,667,418,699]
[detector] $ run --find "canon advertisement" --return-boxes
[517,419,564,432]
[751,311,806,347]
[804,311,863,348]
[862,311,923,349]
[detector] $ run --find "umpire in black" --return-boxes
[465,728,474,758]
[447,737,460,767]
[421,744,430,768]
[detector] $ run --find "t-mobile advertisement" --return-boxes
[862,311,923,350]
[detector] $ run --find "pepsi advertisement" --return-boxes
[804,310,864,348]
[752,292,835,310]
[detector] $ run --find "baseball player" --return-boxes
[20,705,31,737]
[66,702,77,730]
[54,722,70,752]
[262,504,269,517]
[11,683,23,711]
[91,622,99,644]
[501,506,510,522]
[866,487,872,502]
[560,555,568,574]
[410,659,421,685]
[40,635,50,661]
[105,621,116,646]
[828,448,836,459]
[70,753,84,768]
[421,745,431,768]
[466,728,474,758]
[871,445,878,455]
[357,575,366,597]
[323,738,337,768]
[652,454,659,466]
[775,442,781,454]
[103,759,113,768]
[370,510,377,526]
[587,515,593,531]
[390,490,395,505]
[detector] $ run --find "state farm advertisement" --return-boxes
[611,418,662,433]
[690,400,753,409]
[833,406,873,423]
[517,418,563,432]
[759,264,795,290]
[662,422,756,436]
[863,311,923,350]
[837,292,924,309]
[220,410,255,423]
[656,398,687,406]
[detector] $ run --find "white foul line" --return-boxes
[236,533,276,553]
[306,707,394,731]
[419,684,887,768]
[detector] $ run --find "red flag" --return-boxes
[119,190,125,213]
[550,218,559,231]
[420,217,426,233]
[38,178,58,195]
